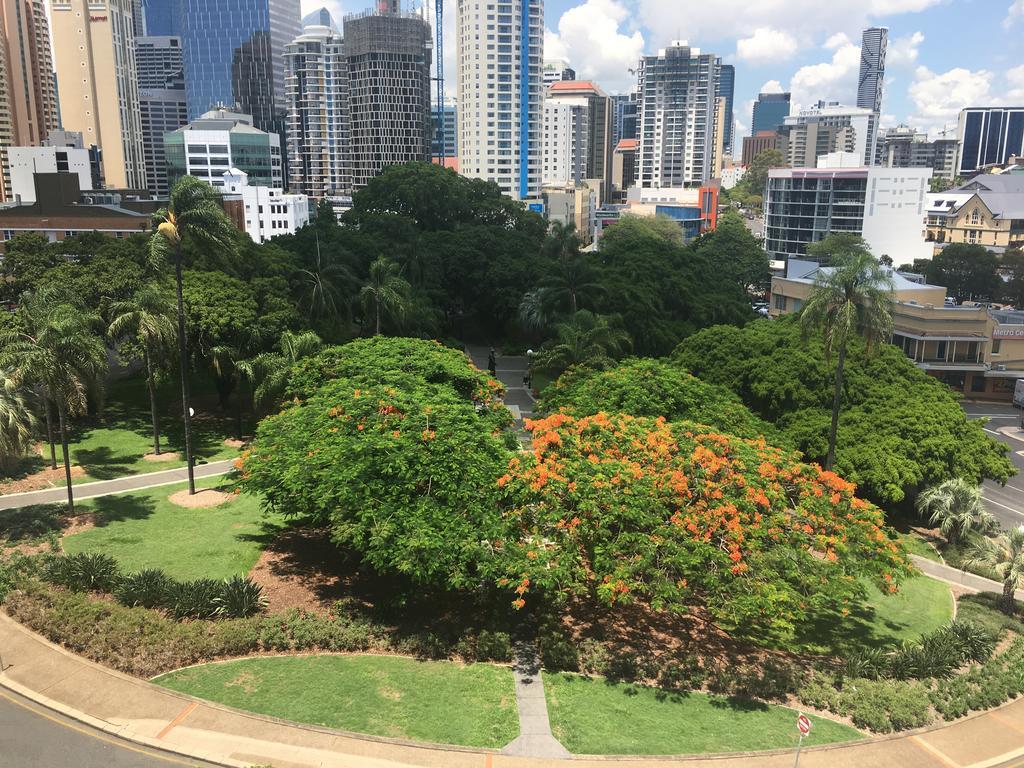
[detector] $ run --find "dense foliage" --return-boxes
[924,244,1002,303]
[240,337,515,588]
[538,358,781,443]
[494,412,911,641]
[674,318,1014,503]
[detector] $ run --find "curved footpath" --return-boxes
[3,614,1024,768]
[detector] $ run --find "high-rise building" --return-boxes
[778,101,875,168]
[857,27,886,166]
[957,107,1024,175]
[542,98,586,188]
[51,0,147,189]
[284,21,349,198]
[751,92,791,134]
[543,58,574,87]
[343,7,432,191]
[545,80,612,198]
[636,42,720,188]
[879,125,959,181]
[457,0,544,202]
[431,103,458,159]
[143,0,301,140]
[718,63,735,156]
[0,0,60,201]
[164,108,283,190]
[610,92,638,147]
[136,36,188,197]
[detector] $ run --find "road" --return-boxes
[0,687,219,768]
[964,401,1024,529]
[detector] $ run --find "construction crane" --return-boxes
[433,0,445,161]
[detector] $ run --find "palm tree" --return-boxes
[0,372,38,474]
[359,257,410,336]
[151,176,237,494]
[107,282,177,456]
[518,288,554,332]
[916,479,993,547]
[297,234,356,327]
[800,234,894,470]
[540,222,602,314]
[964,527,1024,614]
[533,310,632,377]
[0,291,107,513]
[238,330,322,413]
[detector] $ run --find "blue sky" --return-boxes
[305,0,1024,152]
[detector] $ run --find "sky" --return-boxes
[305,0,1024,155]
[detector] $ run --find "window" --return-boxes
[773,294,786,311]
[969,208,982,225]
[992,339,1002,354]
[971,375,987,393]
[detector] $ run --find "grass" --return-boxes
[154,655,519,748]
[61,479,284,580]
[789,574,953,655]
[543,672,862,754]
[896,531,943,562]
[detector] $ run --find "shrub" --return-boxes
[838,679,932,732]
[116,569,174,609]
[843,647,890,680]
[539,633,579,671]
[215,576,267,618]
[576,638,609,676]
[46,553,120,592]
[476,629,512,662]
[656,655,706,692]
[169,579,223,620]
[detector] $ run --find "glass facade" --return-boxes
[764,174,868,261]
[751,92,791,134]
[958,108,1024,174]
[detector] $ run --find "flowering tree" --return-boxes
[494,412,911,640]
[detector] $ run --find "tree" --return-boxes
[916,479,993,546]
[107,282,177,455]
[359,257,410,335]
[495,413,911,640]
[296,238,356,328]
[965,527,1024,614]
[151,176,237,495]
[537,222,602,315]
[999,248,1024,308]
[674,318,1015,505]
[0,372,38,474]
[238,330,322,413]
[533,311,632,378]
[0,290,107,512]
[693,211,771,295]
[924,244,1001,303]
[734,148,785,205]
[801,234,894,471]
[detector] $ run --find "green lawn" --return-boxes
[790,574,953,655]
[543,672,862,754]
[896,532,943,563]
[61,480,283,580]
[154,655,519,748]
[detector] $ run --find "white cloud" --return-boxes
[300,0,347,26]
[1005,0,1024,28]
[788,38,861,112]
[908,66,994,135]
[1007,64,1024,101]
[823,32,851,50]
[734,27,798,66]
[887,32,924,67]
[760,80,784,94]
[544,0,644,94]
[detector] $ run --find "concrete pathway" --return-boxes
[467,346,536,448]
[0,460,236,511]
[8,612,1024,767]
[911,554,1024,602]
[501,644,571,760]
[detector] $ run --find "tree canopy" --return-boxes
[924,244,1002,303]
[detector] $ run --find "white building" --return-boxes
[6,144,93,203]
[456,0,544,201]
[542,99,587,187]
[780,101,877,168]
[221,168,309,243]
[720,164,746,190]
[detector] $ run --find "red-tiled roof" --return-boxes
[549,80,598,93]
[432,156,459,172]
[615,139,638,151]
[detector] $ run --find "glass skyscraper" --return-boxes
[717,64,735,155]
[751,92,791,134]
[140,0,300,137]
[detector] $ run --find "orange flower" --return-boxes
[512,598,526,609]
[357,424,365,431]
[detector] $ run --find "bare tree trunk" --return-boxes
[825,340,847,471]
[44,398,57,469]
[57,405,74,515]
[145,348,161,455]
[375,299,381,336]
[174,242,196,495]
[1002,579,1017,615]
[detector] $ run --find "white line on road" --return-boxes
[983,494,1024,518]
[984,428,1002,435]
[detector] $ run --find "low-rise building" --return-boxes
[764,159,932,264]
[610,139,637,202]
[620,185,719,242]
[542,184,596,247]
[721,162,746,190]
[925,174,1024,253]
[219,169,309,244]
[770,259,1024,399]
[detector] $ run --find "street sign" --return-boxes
[797,714,812,735]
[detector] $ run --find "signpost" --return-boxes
[793,714,812,767]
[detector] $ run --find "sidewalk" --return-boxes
[911,554,1024,602]
[4,612,1024,768]
[0,460,235,511]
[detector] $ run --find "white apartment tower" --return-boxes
[636,42,720,188]
[284,23,350,197]
[456,0,544,201]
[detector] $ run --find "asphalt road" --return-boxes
[964,401,1024,529]
[0,687,219,768]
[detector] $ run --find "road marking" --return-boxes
[984,428,1002,435]
[983,495,1024,518]
[156,701,198,740]
[908,735,961,767]
[0,689,201,766]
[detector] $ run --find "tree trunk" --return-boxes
[1002,578,1017,615]
[57,405,74,515]
[44,398,57,469]
[570,290,577,315]
[235,379,243,442]
[174,242,196,495]
[375,298,381,336]
[144,348,161,455]
[825,339,848,471]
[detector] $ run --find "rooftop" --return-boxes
[615,139,638,152]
